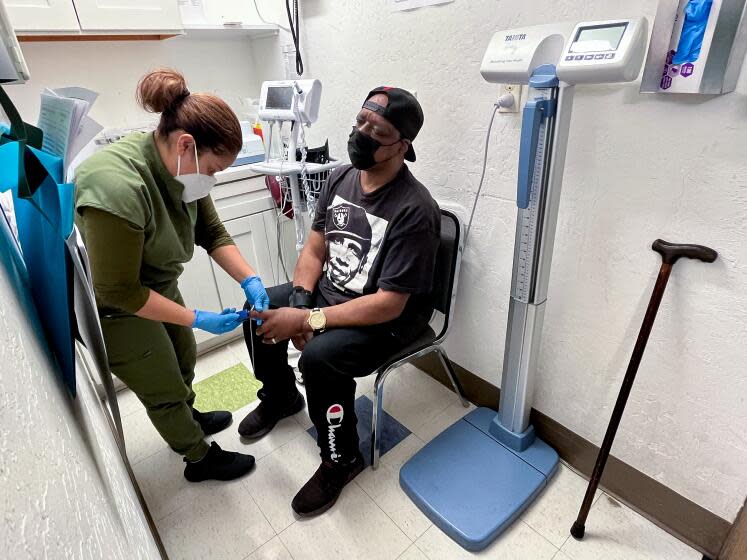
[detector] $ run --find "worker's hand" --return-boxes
[241,275,270,324]
[252,307,308,344]
[192,308,243,335]
[291,332,314,351]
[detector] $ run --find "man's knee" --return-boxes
[298,336,335,379]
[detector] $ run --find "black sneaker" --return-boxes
[192,409,232,435]
[291,454,364,517]
[183,442,255,482]
[238,393,305,439]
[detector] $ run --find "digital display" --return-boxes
[570,23,627,53]
[266,86,293,109]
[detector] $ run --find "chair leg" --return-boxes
[371,370,385,470]
[371,364,399,470]
[436,346,470,408]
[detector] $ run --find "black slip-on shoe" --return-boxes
[238,393,305,439]
[192,409,232,435]
[291,454,364,517]
[183,442,255,482]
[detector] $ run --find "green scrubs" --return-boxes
[75,132,234,460]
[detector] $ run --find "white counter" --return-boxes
[215,163,263,185]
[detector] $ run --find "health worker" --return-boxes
[75,69,267,482]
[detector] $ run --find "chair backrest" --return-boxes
[431,208,463,340]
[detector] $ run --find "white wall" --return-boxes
[296,0,747,522]
[9,36,262,130]
[0,228,160,557]
[1,28,287,556]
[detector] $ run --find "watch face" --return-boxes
[309,311,325,330]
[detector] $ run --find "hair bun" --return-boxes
[136,68,189,114]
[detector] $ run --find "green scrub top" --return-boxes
[74,132,234,314]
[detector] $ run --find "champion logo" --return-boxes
[326,404,344,461]
[333,206,350,230]
[326,404,344,424]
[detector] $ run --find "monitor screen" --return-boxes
[266,86,293,110]
[571,23,627,53]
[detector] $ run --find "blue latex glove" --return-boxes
[241,275,270,323]
[673,0,713,65]
[192,308,243,335]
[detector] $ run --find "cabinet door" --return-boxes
[73,0,182,32]
[179,246,222,345]
[6,0,80,32]
[211,213,275,311]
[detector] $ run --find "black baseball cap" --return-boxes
[363,86,424,162]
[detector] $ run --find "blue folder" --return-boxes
[0,140,76,395]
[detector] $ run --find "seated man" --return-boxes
[239,87,440,516]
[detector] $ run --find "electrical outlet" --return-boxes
[499,83,521,113]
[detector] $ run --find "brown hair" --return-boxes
[136,68,242,156]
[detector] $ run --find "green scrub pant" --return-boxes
[101,307,210,462]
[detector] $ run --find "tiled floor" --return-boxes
[121,344,702,560]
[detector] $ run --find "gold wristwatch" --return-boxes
[307,308,327,334]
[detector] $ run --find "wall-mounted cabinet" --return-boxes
[4,0,80,33]
[7,0,183,36]
[6,0,283,40]
[74,0,182,32]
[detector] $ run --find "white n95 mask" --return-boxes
[176,142,217,203]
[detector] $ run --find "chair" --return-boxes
[370,208,470,469]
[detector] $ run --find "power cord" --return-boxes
[465,93,515,243]
[297,122,313,219]
[285,0,303,76]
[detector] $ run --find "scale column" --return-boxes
[490,65,562,450]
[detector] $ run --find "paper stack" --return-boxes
[37,87,102,180]
[0,189,16,240]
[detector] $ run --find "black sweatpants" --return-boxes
[243,282,423,462]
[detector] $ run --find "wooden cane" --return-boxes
[570,239,717,540]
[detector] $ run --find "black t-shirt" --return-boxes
[312,163,440,335]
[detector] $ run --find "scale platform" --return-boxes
[399,407,558,551]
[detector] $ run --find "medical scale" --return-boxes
[399,17,649,551]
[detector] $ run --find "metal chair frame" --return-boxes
[370,209,469,469]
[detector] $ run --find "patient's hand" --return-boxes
[252,307,308,344]
[291,332,314,351]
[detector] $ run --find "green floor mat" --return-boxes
[193,363,262,413]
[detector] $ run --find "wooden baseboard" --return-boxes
[412,353,732,559]
[719,500,747,560]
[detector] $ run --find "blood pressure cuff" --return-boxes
[289,286,313,309]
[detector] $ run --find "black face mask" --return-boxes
[347,127,401,170]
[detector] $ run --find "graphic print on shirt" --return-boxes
[325,195,388,294]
